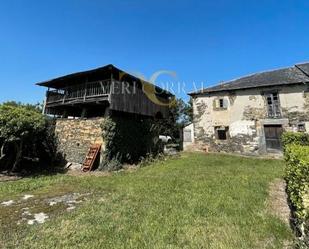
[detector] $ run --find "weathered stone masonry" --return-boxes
[192,84,309,155]
[55,118,104,163]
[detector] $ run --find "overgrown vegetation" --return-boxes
[100,115,163,170]
[282,132,309,246]
[281,131,309,151]
[0,153,292,248]
[156,98,193,144]
[0,102,59,173]
[99,98,192,170]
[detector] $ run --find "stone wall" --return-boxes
[192,84,309,155]
[55,118,104,164]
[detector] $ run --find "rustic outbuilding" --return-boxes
[37,64,173,165]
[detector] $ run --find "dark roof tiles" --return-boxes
[189,63,309,95]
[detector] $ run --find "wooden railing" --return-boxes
[46,80,111,104]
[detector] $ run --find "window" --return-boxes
[298,123,306,132]
[214,98,228,110]
[215,126,229,140]
[265,92,281,118]
[219,98,224,108]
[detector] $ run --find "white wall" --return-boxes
[192,84,309,154]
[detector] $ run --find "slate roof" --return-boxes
[296,63,309,76]
[189,63,309,95]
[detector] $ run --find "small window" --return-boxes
[219,99,224,108]
[214,98,228,110]
[215,126,229,140]
[298,124,306,132]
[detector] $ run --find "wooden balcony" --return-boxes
[46,80,111,106]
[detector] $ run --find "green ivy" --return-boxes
[101,116,162,167]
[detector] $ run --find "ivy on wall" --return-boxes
[100,115,162,169]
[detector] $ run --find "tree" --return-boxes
[0,104,46,172]
[2,101,42,113]
[156,98,193,143]
[183,97,193,124]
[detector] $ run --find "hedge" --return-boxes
[282,132,309,243]
[281,132,309,151]
[284,144,309,221]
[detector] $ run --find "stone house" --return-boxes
[189,62,309,155]
[37,64,173,164]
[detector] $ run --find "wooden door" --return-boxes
[264,125,283,151]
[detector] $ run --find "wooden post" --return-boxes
[81,108,87,118]
[42,88,48,114]
[109,67,113,102]
[62,87,67,104]
[84,77,88,102]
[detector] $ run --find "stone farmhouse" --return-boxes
[37,64,173,164]
[188,62,309,155]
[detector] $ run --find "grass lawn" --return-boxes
[0,153,293,249]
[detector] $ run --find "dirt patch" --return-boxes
[267,179,295,249]
[268,178,290,225]
[0,192,91,227]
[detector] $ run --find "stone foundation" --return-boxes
[55,118,104,164]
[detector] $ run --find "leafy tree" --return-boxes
[183,97,193,124]
[2,101,42,113]
[156,98,193,143]
[0,104,49,172]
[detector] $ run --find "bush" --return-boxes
[282,132,309,244]
[100,115,162,167]
[284,144,309,245]
[284,145,309,220]
[281,132,309,152]
[0,104,58,173]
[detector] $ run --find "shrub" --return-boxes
[284,145,309,221]
[0,104,58,172]
[281,132,309,152]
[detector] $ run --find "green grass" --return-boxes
[0,153,293,249]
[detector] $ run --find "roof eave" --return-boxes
[188,81,309,96]
[35,64,174,97]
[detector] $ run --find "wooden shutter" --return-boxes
[223,98,228,109]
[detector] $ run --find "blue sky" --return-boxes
[0,0,309,103]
